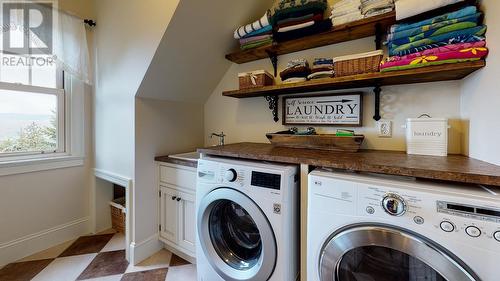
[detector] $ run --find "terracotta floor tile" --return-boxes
[0,259,54,281]
[120,268,168,281]
[169,254,190,267]
[59,234,114,257]
[77,250,129,280]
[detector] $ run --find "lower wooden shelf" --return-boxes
[223,60,485,98]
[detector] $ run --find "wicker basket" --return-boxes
[110,197,126,233]
[334,50,384,77]
[238,70,274,89]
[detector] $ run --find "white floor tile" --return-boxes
[101,233,126,252]
[31,253,97,281]
[165,264,197,281]
[125,249,172,273]
[79,274,123,281]
[17,239,77,262]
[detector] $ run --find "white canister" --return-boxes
[404,116,449,157]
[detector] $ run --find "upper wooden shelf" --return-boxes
[223,60,485,98]
[226,12,396,64]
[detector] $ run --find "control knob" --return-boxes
[381,193,407,216]
[224,169,237,182]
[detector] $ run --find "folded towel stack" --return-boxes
[271,0,332,42]
[308,58,334,79]
[394,0,464,20]
[361,0,395,18]
[234,11,273,50]
[280,59,311,83]
[381,6,488,72]
[329,0,364,27]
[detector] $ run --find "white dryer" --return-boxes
[196,157,299,281]
[308,169,500,281]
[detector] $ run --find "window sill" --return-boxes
[0,155,85,176]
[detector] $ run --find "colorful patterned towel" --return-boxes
[240,38,273,50]
[270,0,328,25]
[388,21,478,46]
[239,34,272,45]
[384,41,486,63]
[387,13,481,42]
[390,6,477,33]
[240,25,272,39]
[234,11,271,39]
[390,34,485,57]
[381,45,488,72]
[389,25,487,56]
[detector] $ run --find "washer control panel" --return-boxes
[358,185,500,247]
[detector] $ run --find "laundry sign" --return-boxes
[283,93,362,126]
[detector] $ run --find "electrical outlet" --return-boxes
[377,120,392,138]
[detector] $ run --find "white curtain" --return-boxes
[53,9,91,85]
[0,3,92,85]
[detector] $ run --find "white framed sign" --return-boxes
[283,93,363,126]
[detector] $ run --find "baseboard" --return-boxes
[0,217,90,267]
[129,233,162,265]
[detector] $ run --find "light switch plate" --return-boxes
[377,120,392,138]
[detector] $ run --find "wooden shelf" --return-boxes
[226,12,396,64]
[223,60,486,98]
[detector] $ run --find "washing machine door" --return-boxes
[197,188,277,281]
[319,224,480,281]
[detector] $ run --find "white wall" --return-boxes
[93,0,179,179]
[205,38,464,153]
[0,0,95,266]
[461,0,500,165]
[134,98,204,247]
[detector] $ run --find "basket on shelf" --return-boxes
[110,197,126,233]
[238,70,275,89]
[333,50,384,77]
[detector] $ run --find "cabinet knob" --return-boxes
[171,196,177,200]
[176,197,182,202]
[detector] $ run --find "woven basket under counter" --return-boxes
[110,197,126,233]
[333,50,384,77]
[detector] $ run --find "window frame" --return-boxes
[0,71,85,176]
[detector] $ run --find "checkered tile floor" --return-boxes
[0,231,196,281]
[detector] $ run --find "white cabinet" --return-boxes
[158,163,197,258]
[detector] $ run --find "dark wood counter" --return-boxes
[155,156,197,168]
[198,142,500,186]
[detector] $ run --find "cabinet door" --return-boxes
[160,186,179,243]
[177,190,196,254]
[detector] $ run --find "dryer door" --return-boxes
[319,224,480,281]
[197,188,276,281]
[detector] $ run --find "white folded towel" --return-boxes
[233,11,270,39]
[277,21,315,33]
[395,0,464,20]
[331,12,364,26]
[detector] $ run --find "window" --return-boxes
[0,53,66,161]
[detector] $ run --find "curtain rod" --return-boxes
[84,19,96,27]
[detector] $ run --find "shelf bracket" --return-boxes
[373,85,382,121]
[266,50,279,77]
[374,23,383,50]
[265,95,279,122]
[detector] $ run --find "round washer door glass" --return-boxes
[209,199,262,270]
[319,224,479,281]
[337,246,446,281]
[197,188,277,281]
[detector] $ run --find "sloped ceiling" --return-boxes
[136,0,271,103]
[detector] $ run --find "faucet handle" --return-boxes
[210,132,226,146]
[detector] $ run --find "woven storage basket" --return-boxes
[238,70,274,89]
[334,50,384,77]
[110,197,126,233]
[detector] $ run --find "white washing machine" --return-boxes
[308,169,500,281]
[196,157,299,281]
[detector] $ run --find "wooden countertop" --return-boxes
[198,142,500,186]
[155,156,197,168]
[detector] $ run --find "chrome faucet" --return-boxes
[210,132,226,146]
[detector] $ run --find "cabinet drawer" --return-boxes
[159,165,196,191]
